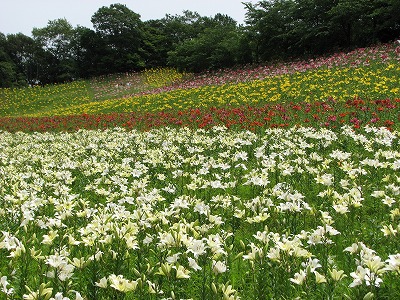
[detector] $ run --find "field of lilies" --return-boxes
[0,42,399,300]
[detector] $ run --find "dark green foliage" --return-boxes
[245,0,400,62]
[0,32,44,87]
[142,11,208,69]
[0,33,17,87]
[168,14,241,72]
[90,3,145,73]
[75,27,115,77]
[0,60,17,88]
[32,18,79,83]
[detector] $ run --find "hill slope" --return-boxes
[0,42,399,132]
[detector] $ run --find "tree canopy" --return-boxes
[90,3,145,72]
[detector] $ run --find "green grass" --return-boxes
[0,81,92,116]
[0,68,187,117]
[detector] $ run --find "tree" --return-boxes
[162,11,206,44]
[244,0,298,61]
[141,19,169,68]
[243,0,400,62]
[74,26,111,77]
[167,14,242,72]
[0,33,17,88]
[371,0,400,42]
[0,33,18,87]
[32,18,78,82]
[0,32,48,87]
[0,60,17,87]
[141,11,208,68]
[6,33,45,85]
[91,3,145,73]
[327,0,370,47]
[291,0,336,55]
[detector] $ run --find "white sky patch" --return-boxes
[0,0,258,36]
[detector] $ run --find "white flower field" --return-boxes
[0,125,399,299]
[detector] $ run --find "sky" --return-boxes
[0,0,258,36]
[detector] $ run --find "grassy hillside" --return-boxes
[0,42,399,131]
[0,68,187,117]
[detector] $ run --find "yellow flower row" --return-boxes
[142,68,188,88]
[27,63,398,117]
[1,63,399,118]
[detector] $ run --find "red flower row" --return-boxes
[0,98,398,133]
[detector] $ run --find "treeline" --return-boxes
[1,0,399,87]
